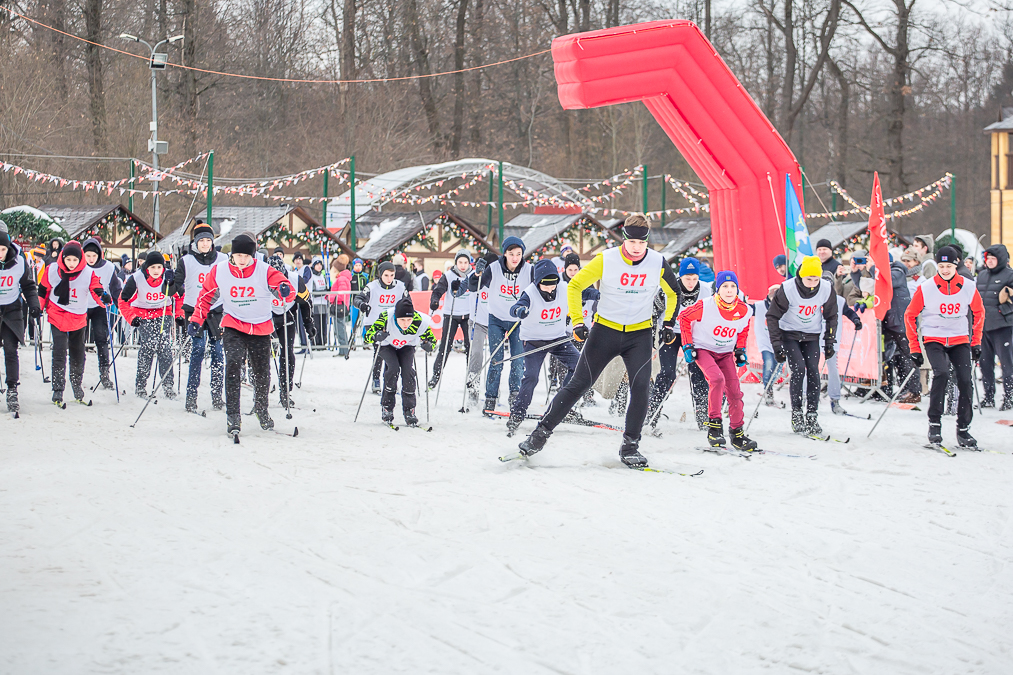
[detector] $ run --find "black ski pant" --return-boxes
[512,339,579,416]
[379,344,417,412]
[980,326,1013,403]
[431,313,471,383]
[784,337,821,413]
[186,327,224,404]
[224,327,272,417]
[651,333,708,423]
[2,323,21,388]
[51,326,86,398]
[312,309,328,347]
[882,329,921,396]
[273,311,298,397]
[135,316,175,394]
[85,306,111,374]
[541,324,653,441]
[926,342,973,428]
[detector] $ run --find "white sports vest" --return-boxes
[777,278,832,334]
[364,279,406,326]
[673,281,712,333]
[441,267,473,316]
[379,309,432,348]
[0,247,26,308]
[753,301,772,353]
[594,248,664,326]
[487,261,533,322]
[310,273,328,306]
[272,269,302,316]
[919,277,977,339]
[692,297,751,353]
[518,281,569,341]
[214,259,274,324]
[820,295,846,342]
[182,252,228,309]
[130,270,170,310]
[85,263,116,309]
[46,263,92,315]
[473,285,490,327]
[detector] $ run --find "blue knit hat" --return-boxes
[501,236,525,254]
[679,257,701,276]
[715,270,738,290]
[772,254,787,268]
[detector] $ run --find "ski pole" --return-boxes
[35,318,50,383]
[867,367,917,438]
[745,361,783,434]
[432,292,457,408]
[130,341,189,428]
[492,335,572,366]
[839,333,859,397]
[477,321,520,374]
[354,345,382,423]
[281,314,293,419]
[424,351,430,424]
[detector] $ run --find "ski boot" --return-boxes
[381,407,395,425]
[99,368,114,390]
[71,381,85,403]
[979,397,995,409]
[212,395,225,411]
[730,426,758,452]
[519,424,552,457]
[619,434,648,468]
[163,387,177,401]
[372,377,381,395]
[1001,394,1013,412]
[185,394,199,414]
[279,390,294,408]
[404,408,419,427]
[255,407,274,431]
[956,426,977,449]
[508,390,518,409]
[791,409,806,434]
[135,387,148,399]
[427,376,439,390]
[763,388,776,407]
[805,412,822,436]
[830,399,847,416]
[706,417,726,447]
[482,397,497,416]
[506,412,524,435]
[227,414,242,437]
[52,390,64,407]
[928,421,943,445]
[7,387,19,414]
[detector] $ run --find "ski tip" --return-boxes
[292,427,299,437]
[12,412,20,419]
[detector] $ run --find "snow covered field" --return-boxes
[2,347,1012,674]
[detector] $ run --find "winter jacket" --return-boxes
[765,274,839,347]
[38,254,106,333]
[904,272,985,350]
[327,269,352,316]
[350,270,369,293]
[822,257,841,276]
[678,297,751,349]
[394,265,414,292]
[883,260,912,334]
[191,259,295,336]
[363,311,437,349]
[976,244,1013,331]
[83,238,122,305]
[0,242,40,344]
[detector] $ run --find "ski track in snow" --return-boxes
[2,350,1012,673]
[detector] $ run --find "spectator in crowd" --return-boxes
[42,237,64,268]
[900,248,921,295]
[911,235,937,279]
[328,254,352,356]
[412,259,430,291]
[696,256,715,284]
[962,257,977,278]
[976,244,1013,409]
[842,251,873,305]
[885,252,920,403]
[772,254,787,279]
[815,239,841,275]
[392,251,415,292]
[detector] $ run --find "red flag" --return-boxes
[868,172,893,321]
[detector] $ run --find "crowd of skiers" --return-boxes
[2,213,1010,462]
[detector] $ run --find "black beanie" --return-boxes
[232,234,257,257]
[143,250,165,268]
[192,223,215,244]
[563,252,581,268]
[815,239,833,250]
[394,297,415,319]
[377,261,395,278]
[61,241,83,261]
[82,238,103,257]
[0,230,10,249]
[935,245,961,265]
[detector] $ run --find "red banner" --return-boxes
[868,172,893,322]
[409,291,464,341]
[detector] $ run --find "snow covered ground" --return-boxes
[2,346,1012,674]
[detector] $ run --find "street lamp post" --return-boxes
[118,32,183,233]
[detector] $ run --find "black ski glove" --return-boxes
[659,325,677,345]
[852,317,862,331]
[361,303,371,317]
[373,330,389,344]
[278,282,291,299]
[175,316,186,328]
[971,345,982,362]
[100,292,112,307]
[734,347,747,367]
[304,321,317,340]
[187,321,201,338]
[824,343,835,360]
[422,340,436,353]
[911,352,924,367]
[30,306,42,319]
[430,298,440,312]
[514,305,530,319]
[474,259,489,277]
[572,323,588,344]
[451,279,461,293]
[774,344,787,363]
[130,317,141,328]
[162,269,174,286]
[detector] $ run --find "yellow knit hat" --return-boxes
[798,255,823,278]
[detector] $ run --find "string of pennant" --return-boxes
[807,173,953,220]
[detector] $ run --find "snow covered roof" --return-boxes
[500,213,614,257]
[38,204,159,241]
[808,220,911,251]
[159,206,292,251]
[658,219,712,261]
[983,107,1013,132]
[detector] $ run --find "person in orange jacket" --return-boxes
[189,234,295,437]
[904,245,985,448]
[119,250,182,400]
[38,240,110,406]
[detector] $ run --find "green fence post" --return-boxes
[950,173,956,242]
[498,161,504,246]
[206,151,214,224]
[642,164,648,214]
[660,174,667,227]
[350,155,357,251]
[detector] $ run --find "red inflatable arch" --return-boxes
[552,20,801,298]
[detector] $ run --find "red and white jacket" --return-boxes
[904,273,984,351]
[191,258,295,336]
[38,258,105,333]
[118,270,183,325]
[678,296,751,353]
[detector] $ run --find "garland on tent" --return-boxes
[384,168,496,206]
[832,229,907,255]
[75,209,158,248]
[391,214,490,256]
[0,206,67,245]
[807,174,952,220]
[145,157,352,196]
[257,222,333,255]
